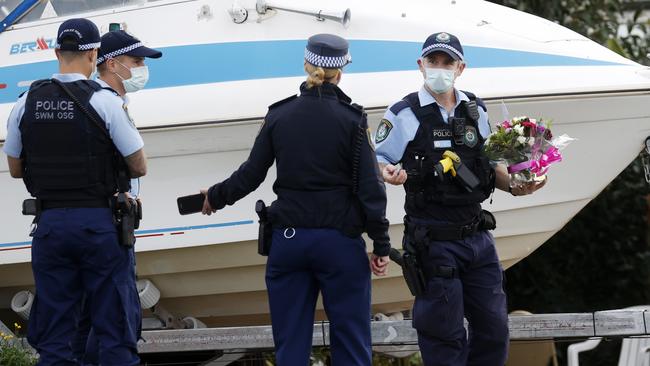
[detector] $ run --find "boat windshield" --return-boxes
[0,0,159,25]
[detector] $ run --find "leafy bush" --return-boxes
[0,324,37,366]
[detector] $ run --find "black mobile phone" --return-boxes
[177,193,206,215]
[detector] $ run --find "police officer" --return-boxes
[200,34,391,365]
[71,29,162,365]
[3,18,145,365]
[375,32,545,366]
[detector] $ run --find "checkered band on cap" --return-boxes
[304,48,351,68]
[421,43,464,61]
[97,42,144,64]
[55,41,101,50]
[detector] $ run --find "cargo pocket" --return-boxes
[84,221,121,264]
[488,273,508,320]
[412,277,464,340]
[30,224,52,267]
[114,282,141,347]
[26,294,43,347]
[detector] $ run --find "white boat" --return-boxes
[0,0,649,327]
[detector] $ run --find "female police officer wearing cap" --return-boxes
[201,33,391,365]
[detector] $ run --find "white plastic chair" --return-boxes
[567,306,650,366]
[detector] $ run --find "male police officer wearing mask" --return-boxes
[375,32,546,366]
[3,18,145,365]
[70,29,162,365]
[200,34,391,365]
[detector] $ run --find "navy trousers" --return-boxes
[72,248,139,365]
[410,228,508,366]
[71,296,99,365]
[27,208,140,366]
[265,228,372,366]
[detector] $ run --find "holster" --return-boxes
[479,209,496,230]
[403,254,427,297]
[111,193,141,248]
[255,200,272,256]
[398,217,465,297]
[390,248,427,297]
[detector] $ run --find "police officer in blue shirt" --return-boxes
[375,32,545,366]
[70,29,162,365]
[201,34,391,365]
[3,18,145,365]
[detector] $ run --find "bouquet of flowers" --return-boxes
[484,116,573,185]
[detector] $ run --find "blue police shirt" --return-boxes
[3,73,144,195]
[375,87,490,165]
[95,78,141,198]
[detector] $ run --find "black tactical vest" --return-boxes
[398,91,495,222]
[19,79,124,201]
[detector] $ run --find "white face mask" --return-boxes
[114,59,149,93]
[424,67,456,94]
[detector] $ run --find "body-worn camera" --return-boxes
[450,117,466,145]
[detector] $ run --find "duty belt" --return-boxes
[404,215,482,242]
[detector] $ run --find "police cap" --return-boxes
[421,32,464,62]
[304,33,352,69]
[97,30,162,65]
[56,18,101,51]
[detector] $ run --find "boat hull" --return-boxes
[1,90,648,325]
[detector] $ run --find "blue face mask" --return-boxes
[424,67,456,94]
[114,59,149,93]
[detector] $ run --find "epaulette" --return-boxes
[268,94,297,109]
[350,102,364,112]
[340,100,364,115]
[389,100,410,115]
[460,90,487,112]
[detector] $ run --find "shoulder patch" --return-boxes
[389,100,410,115]
[268,95,297,109]
[375,119,393,143]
